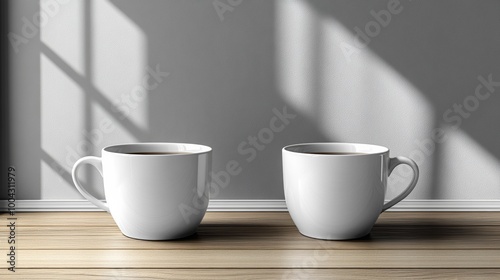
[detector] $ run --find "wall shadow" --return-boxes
[299,0,500,199]
[7,0,499,201]
[0,0,10,200]
[306,0,500,159]
[4,0,42,200]
[109,0,331,199]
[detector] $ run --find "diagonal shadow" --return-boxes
[304,0,500,199]
[40,0,498,200]
[305,0,500,159]
[83,0,93,189]
[40,43,149,142]
[40,149,73,187]
[109,0,332,199]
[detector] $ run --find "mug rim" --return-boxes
[102,142,212,156]
[283,142,389,156]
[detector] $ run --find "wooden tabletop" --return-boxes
[1,211,500,279]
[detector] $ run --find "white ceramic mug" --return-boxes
[282,143,419,240]
[72,143,212,240]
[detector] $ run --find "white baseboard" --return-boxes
[1,199,500,212]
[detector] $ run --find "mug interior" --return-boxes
[283,143,388,155]
[103,143,212,155]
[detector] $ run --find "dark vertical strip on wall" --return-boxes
[0,0,11,200]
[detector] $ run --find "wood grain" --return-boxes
[1,269,500,280]
[4,211,500,226]
[1,212,296,227]
[2,249,500,268]
[13,225,500,250]
[1,212,499,278]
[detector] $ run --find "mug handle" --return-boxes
[382,156,419,212]
[71,156,109,212]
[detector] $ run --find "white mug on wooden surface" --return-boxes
[283,143,419,240]
[72,143,212,240]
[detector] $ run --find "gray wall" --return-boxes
[3,0,500,201]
